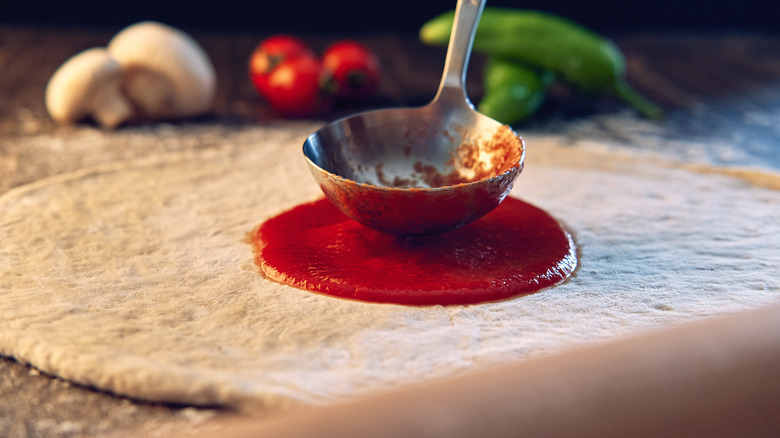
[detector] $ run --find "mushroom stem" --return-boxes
[91,79,135,129]
[121,66,176,118]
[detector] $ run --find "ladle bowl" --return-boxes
[303,0,525,236]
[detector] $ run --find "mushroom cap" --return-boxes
[45,47,133,127]
[107,21,217,118]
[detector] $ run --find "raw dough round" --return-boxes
[1,126,778,411]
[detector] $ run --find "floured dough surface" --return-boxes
[1,126,778,410]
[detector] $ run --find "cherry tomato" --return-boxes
[263,55,335,117]
[249,35,313,97]
[322,40,380,99]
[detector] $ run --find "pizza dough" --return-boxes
[1,125,778,411]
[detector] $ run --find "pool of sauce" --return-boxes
[251,196,577,306]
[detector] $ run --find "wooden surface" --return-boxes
[1,24,779,437]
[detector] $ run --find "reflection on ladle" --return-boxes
[303,0,525,236]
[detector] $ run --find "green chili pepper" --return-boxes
[478,57,554,125]
[420,7,662,119]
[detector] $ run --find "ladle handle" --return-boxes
[433,0,486,107]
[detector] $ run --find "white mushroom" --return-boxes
[107,21,216,120]
[45,47,135,129]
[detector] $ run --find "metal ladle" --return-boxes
[303,0,525,236]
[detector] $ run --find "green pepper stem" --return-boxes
[613,80,663,119]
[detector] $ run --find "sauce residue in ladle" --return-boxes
[372,124,523,189]
[250,196,577,306]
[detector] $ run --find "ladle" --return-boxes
[303,0,525,236]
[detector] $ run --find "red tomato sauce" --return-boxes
[251,197,577,306]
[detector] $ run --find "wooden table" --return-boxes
[1,24,779,437]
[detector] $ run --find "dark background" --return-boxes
[2,0,777,34]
